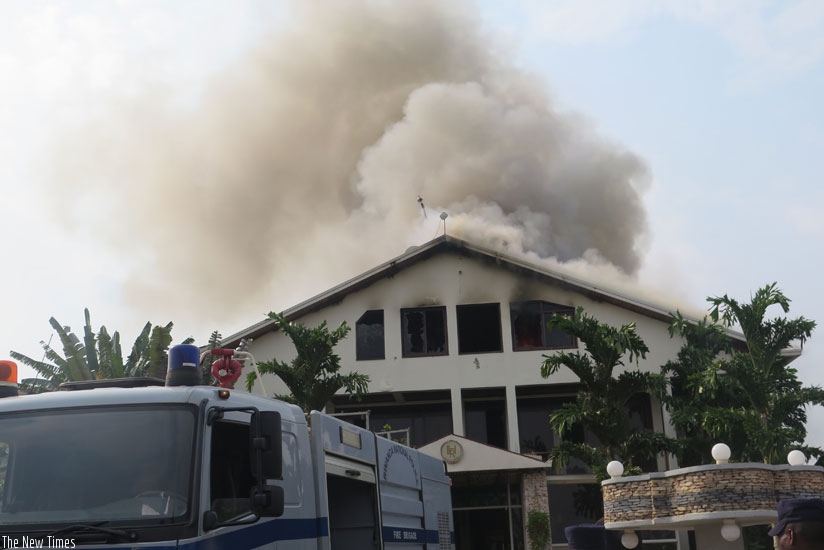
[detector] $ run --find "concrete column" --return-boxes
[506,385,520,453]
[451,387,464,436]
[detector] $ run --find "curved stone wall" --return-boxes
[602,463,824,528]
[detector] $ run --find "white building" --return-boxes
[225,236,745,549]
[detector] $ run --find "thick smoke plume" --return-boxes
[50,0,650,332]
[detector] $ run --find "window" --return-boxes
[627,393,658,472]
[368,403,453,448]
[401,306,448,357]
[452,482,523,550]
[210,420,255,522]
[510,301,575,351]
[463,388,507,450]
[356,310,385,361]
[331,390,453,448]
[517,394,571,459]
[457,303,502,354]
[516,385,599,474]
[0,406,195,522]
[547,483,604,545]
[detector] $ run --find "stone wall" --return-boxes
[521,470,550,549]
[603,464,824,525]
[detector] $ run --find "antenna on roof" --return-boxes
[417,196,427,219]
[440,211,448,236]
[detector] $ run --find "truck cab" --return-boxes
[0,358,454,549]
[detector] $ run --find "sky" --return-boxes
[1,1,823,451]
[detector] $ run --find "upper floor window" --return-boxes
[356,310,385,361]
[401,306,448,357]
[510,301,576,351]
[457,303,502,354]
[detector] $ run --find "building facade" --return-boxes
[227,237,729,549]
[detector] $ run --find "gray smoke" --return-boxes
[48,0,650,331]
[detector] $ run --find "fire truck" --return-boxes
[0,347,455,549]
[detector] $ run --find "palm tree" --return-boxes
[540,307,676,479]
[245,311,369,414]
[701,283,822,464]
[10,308,176,392]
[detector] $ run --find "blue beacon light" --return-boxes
[166,344,201,387]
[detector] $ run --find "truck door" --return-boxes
[375,436,427,550]
[325,454,381,550]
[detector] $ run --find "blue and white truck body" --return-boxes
[0,362,454,549]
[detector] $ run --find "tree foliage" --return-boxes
[245,312,369,414]
[662,313,749,465]
[10,308,176,392]
[665,283,823,464]
[540,307,677,479]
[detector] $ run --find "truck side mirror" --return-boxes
[250,411,282,480]
[249,410,284,518]
[250,485,285,517]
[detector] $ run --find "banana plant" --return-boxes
[10,309,178,393]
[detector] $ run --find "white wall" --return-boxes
[244,251,688,452]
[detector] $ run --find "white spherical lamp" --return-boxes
[711,443,731,464]
[788,450,807,466]
[607,460,624,479]
[621,530,639,549]
[720,520,741,542]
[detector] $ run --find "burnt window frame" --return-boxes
[400,306,449,358]
[456,302,503,355]
[510,301,577,351]
[355,309,385,361]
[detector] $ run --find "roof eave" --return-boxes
[221,236,752,347]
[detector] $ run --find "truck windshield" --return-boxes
[0,405,196,528]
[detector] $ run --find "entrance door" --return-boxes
[454,508,511,550]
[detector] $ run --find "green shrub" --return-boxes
[526,510,550,550]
